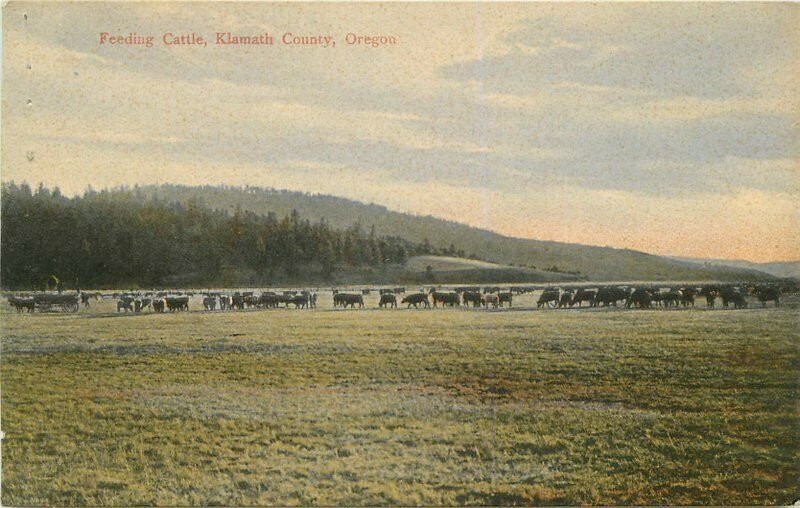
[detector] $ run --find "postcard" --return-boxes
[1,2,798,506]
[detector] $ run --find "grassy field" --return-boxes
[1,296,798,505]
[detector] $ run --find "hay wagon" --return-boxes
[34,293,80,313]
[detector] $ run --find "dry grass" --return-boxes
[1,297,798,505]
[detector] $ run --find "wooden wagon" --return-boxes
[34,293,80,313]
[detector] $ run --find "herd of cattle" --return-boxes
[3,282,790,314]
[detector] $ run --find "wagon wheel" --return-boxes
[546,299,557,308]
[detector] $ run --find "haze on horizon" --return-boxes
[2,2,798,263]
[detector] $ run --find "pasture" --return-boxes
[1,295,798,505]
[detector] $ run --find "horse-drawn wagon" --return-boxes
[34,293,80,313]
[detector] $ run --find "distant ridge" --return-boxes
[132,184,775,282]
[669,257,800,279]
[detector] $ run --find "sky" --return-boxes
[2,2,798,262]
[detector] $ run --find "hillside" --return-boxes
[403,255,582,284]
[670,257,800,279]
[133,184,773,282]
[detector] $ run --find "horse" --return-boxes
[8,296,35,313]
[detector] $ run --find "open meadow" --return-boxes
[2,295,798,505]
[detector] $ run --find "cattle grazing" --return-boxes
[393,287,406,294]
[231,293,245,310]
[662,289,683,308]
[432,292,460,307]
[152,298,166,313]
[274,294,296,308]
[203,296,217,311]
[720,287,741,308]
[481,293,499,309]
[462,291,483,308]
[679,287,697,307]
[753,286,781,307]
[558,291,573,308]
[457,286,480,294]
[117,296,134,312]
[218,295,233,311]
[626,288,653,309]
[259,293,279,308]
[650,291,663,307]
[379,288,393,295]
[134,298,152,312]
[699,286,718,308]
[498,292,513,307]
[720,287,748,309]
[378,294,397,308]
[165,296,189,312]
[537,289,559,308]
[288,294,310,309]
[570,289,596,307]
[401,293,429,309]
[334,293,364,308]
[595,287,631,307]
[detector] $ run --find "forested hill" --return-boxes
[131,184,772,282]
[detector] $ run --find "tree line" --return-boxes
[0,183,461,289]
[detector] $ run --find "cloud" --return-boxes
[2,2,798,261]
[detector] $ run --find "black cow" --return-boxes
[699,286,718,308]
[153,298,166,313]
[335,293,364,308]
[231,293,245,310]
[117,296,134,312]
[570,289,595,307]
[165,296,189,312]
[537,289,559,308]
[679,287,697,307]
[626,288,653,309]
[595,287,631,307]
[661,289,683,308]
[378,294,397,308]
[462,291,483,308]
[753,286,781,307]
[498,292,513,308]
[432,292,460,307]
[288,294,310,309]
[401,293,429,309]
